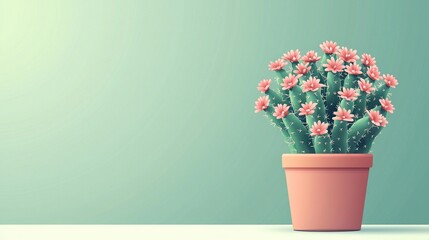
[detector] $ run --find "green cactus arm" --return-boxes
[274,69,287,84]
[287,62,298,75]
[305,90,327,127]
[367,83,390,110]
[340,98,354,111]
[272,72,294,108]
[361,65,369,77]
[319,53,333,78]
[354,125,382,153]
[355,106,387,153]
[353,91,367,119]
[298,72,310,85]
[331,99,354,153]
[282,113,315,153]
[310,62,328,96]
[264,106,297,153]
[343,74,358,89]
[313,134,332,153]
[266,88,292,108]
[288,86,306,114]
[331,120,348,153]
[347,116,372,153]
[309,62,320,78]
[325,71,342,125]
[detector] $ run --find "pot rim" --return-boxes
[282,154,373,169]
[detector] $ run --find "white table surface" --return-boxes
[1,225,428,240]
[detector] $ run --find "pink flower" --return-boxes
[358,78,375,94]
[379,98,395,114]
[361,54,376,67]
[254,96,270,113]
[310,121,329,136]
[380,116,388,127]
[323,57,344,73]
[367,66,381,80]
[282,49,301,63]
[338,87,360,101]
[257,79,271,93]
[298,101,317,116]
[294,62,311,75]
[332,107,354,122]
[280,74,301,90]
[383,74,398,88]
[320,41,339,54]
[336,47,359,63]
[345,62,363,75]
[302,77,326,92]
[367,109,383,126]
[268,59,286,71]
[273,104,290,119]
[302,50,321,63]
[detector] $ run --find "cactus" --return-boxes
[265,106,297,153]
[255,41,397,154]
[354,78,376,118]
[331,96,356,153]
[331,116,349,153]
[294,62,312,84]
[302,77,327,127]
[309,121,331,153]
[274,104,315,153]
[282,49,300,75]
[364,66,382,109]
[324,58,344,126]
[254,96,296,153]
[348,108,389,152]
[360,54,376,76]
[355,99,394,153]
[343,63,363,89]
[279,74,306,115]
[319,41,338,79]
[367,74,398,110]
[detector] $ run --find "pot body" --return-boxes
[283,154,373,231]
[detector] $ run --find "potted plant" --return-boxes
[254,41,398,231]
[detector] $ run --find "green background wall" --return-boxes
[0,0,427,223]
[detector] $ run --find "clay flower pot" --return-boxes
[282,154,373,231]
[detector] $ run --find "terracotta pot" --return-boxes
[282,154,373,231]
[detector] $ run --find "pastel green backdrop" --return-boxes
[0,0,427,223]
